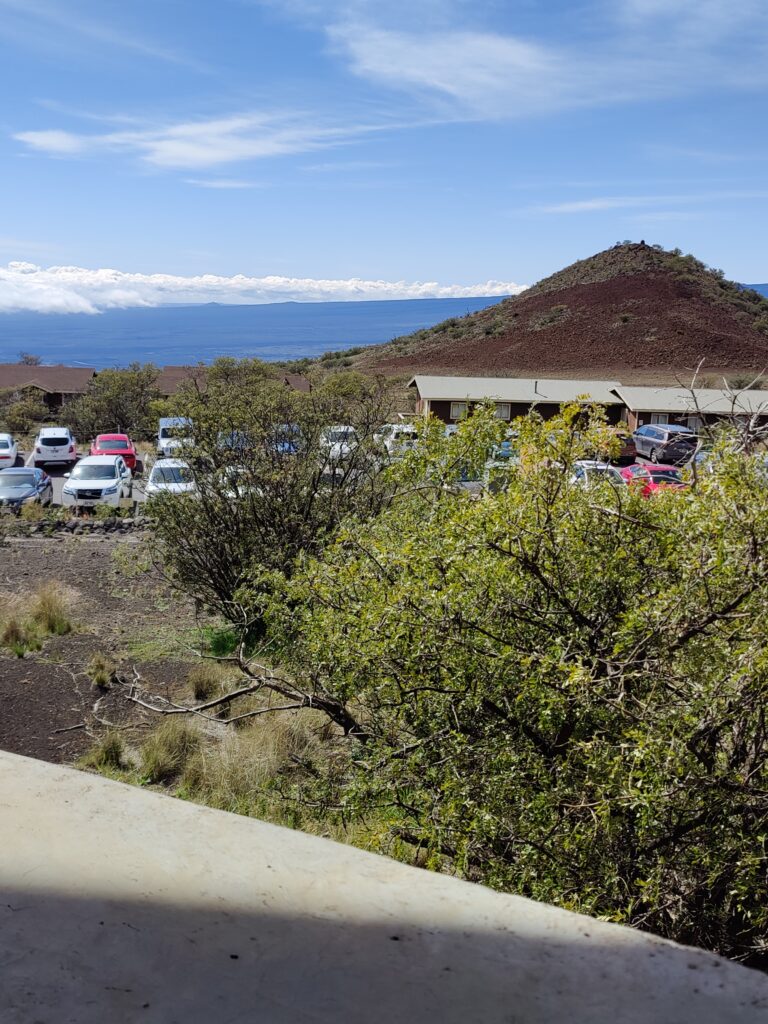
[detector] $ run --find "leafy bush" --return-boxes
[274,404,768,964]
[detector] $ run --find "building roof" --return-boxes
[283,374,312,392]
[0,364,95,394]
[613,386,768,416]
[408,375,623,406]
[156,365,208,396]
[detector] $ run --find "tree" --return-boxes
[273,405,768,963]
[148,363,400,653]
[17,352,42,366]
[0,389,48,434]
[67,363,161,439]
[135,400,768,962]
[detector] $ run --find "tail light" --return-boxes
[36,446,41,453]
[69,445,75,453]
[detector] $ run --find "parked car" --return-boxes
[320,425,357,462]
[157,417,193,458]
[0,468,53,511]
[270,423,303,456]
[377,423,419,458]
[632,423,698,465]
[61,455,133,509]
[569,460,627,488]
[144,459,196,497]
[89,433,139,471]
[0,433,19,469]
[33,426,77,469]
[620,463,687,497]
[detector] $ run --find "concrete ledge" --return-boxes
[1,750,766,1023]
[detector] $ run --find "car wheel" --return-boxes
[650,447,658,463]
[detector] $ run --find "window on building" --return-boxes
[494,402,511,420]
[687,416,703,431]
[450,402,468,420]
[650,413,670,425]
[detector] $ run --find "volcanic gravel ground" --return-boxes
[0,536,197,763]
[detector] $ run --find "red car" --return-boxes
[620,463,687,497]
[89,433,138,471]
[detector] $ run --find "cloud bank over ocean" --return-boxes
[0,262,524,315]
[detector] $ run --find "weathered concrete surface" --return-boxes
[0,750,766,1023]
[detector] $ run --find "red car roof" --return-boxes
[95,434,133,443]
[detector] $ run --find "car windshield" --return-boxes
[326,429,355,443]
[98,438,129,449]
[0,473,34,490]
[393,431,417,442]
[0,440,10,450]
[152,466,192,484]
[71,464,118,480]
[160,426,190,439]
[41,436,68,446]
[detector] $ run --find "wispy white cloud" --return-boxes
[325,2,768,117]
[14,113,372,169]
[536,190,768,214]
[0,261,525,314]
[185,178,266,189]
[0,0,206,69]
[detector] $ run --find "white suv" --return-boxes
[0,433,18,469]
[33,426,77,469]
[61,455,133,509]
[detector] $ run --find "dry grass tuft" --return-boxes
[187,661,228,702]
[181,709,330,815]
[80,731,125,771]
[1,616,39,657]
[87,652,115,689]
[141,718,201,783]
[28,582,73,636]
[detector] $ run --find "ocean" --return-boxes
[0,296,506,369]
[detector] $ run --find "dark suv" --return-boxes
[632,423,698,465]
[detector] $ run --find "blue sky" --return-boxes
[0,0,767,311]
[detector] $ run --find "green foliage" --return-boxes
[0,391,48,434]
[67,363,161,440]
[149,361,399,635]
[272,405,768,964]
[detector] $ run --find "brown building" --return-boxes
[155,365,208,398]
[612,385,768,431]
[0,364,96,411]
[409,375,625,425]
